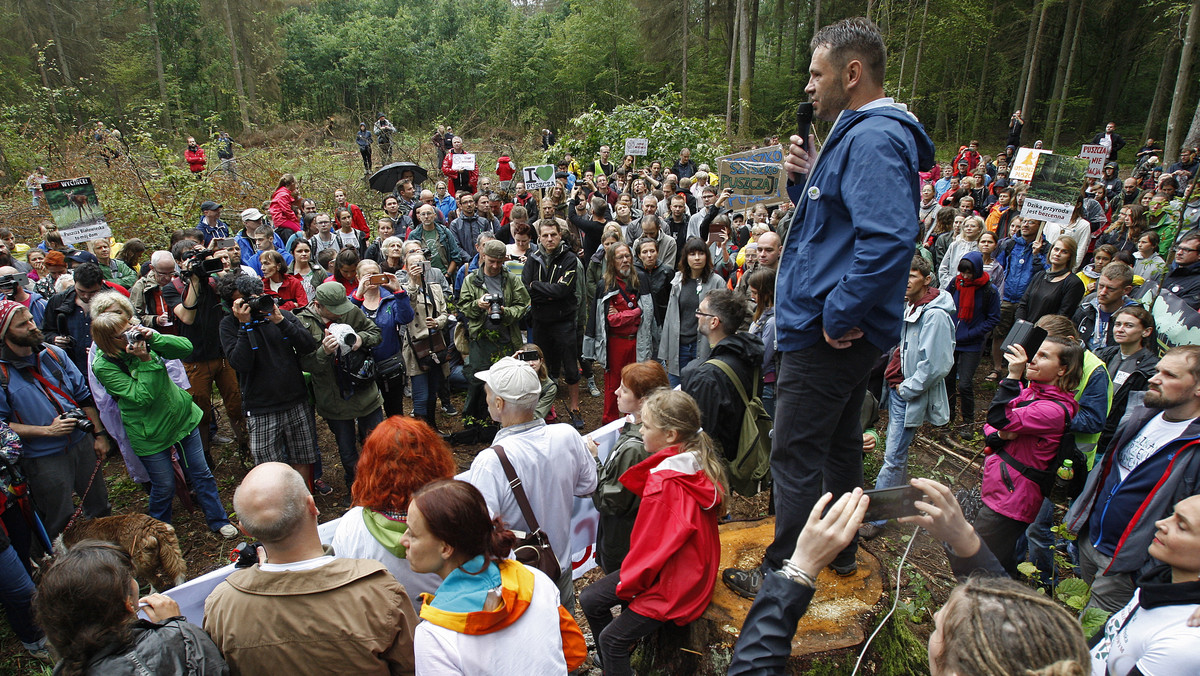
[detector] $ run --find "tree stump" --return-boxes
[633,517,902,675]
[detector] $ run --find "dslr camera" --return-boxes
[60,408,96,435]
[181,248,223,278]
[481,293,503,322]
[245,294,276,320]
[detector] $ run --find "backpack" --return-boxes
[705,359,772,496]
[993,399,1087,501]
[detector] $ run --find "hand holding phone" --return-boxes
[862,485,928,523]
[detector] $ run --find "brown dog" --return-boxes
[56,514,187,591]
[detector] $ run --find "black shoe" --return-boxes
[313,479,334,496]
[722,566,763,599]
[830,555,858,577]
[570,409,585,430]
[958,427,974,441]
[441,404,459,416]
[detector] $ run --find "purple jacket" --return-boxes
[981,379,1078,522]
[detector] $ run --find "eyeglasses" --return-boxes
[695,311,716,318]
[1176,246,1199,254]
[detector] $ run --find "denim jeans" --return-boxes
[0,544,42,646]
[766,340,879,570]
[668,340,698,388]
[326,408,383,488]
[1023,498,1077,587]
[140,428,231,532]
[762,382,776,421]
[411,370,444,417]
[870,388,920,526]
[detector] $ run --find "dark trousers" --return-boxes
[378,370,406,418]
[19,437,111,552]
[946,349,984,425]
[325,408,383,489]
[974,503,1029,578]
[359,146,372,172]
[580,571,664,676]
[765,340,879,570]
[464,336,505,424]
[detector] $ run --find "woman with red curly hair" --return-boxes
[331,416,456,612]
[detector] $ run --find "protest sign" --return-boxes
[1019,153,1087,226]
[624,138,648,156]
[1136,283,1200,353]
[41,176,112,245]
[719,160,782,197]
[451,153,476,171]
[522,164,558,191]
[1010,147,1050,182]
[715,144,788,209]
[1080,144,1109,179]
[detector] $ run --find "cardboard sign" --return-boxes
[718,160,782,197]
[1011,147,1050,182]
[624,138,649,156]
[715,144,788,209]
[1019,153,1088,225]
[521,164,558,191]
[1080,144,1109,180]
[450,153,476,171]
[41,176,112,245]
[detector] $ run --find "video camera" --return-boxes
[181,248,223,278]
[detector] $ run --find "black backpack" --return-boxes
[993,399,1087,501]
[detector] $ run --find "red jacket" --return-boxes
[264,273,308,312]
[185,147,206,173]
[441,152,479,195]
[617,445,722,625]
[269,186,301,234]
[337,202,371,235]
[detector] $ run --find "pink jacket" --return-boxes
[981,380,1078,523]
[269,186,301,234]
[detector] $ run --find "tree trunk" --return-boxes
[726,0,740,133]
[146,0,172,129]
[1165,0,1200,165]
[1020,0,1051,123]
[910,0,930,114]
[789,0,802,74]
[1014,0,1039,112]
[774,0,785,76]
[738,0,752,136]
[896,0,915,99]
[1186,95,1200,149]
[220,0,252,130]
[970,0,1000,139]
[1051,1,1083,148]
[682,0,689,112]
[935,67,951,141]
[1145,37,1180,143]
[749,0,760,81]
[41,0,72,84]
[1045,0,1078,137]
[0,137,15,188]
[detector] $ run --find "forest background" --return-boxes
[1,0,1200,236]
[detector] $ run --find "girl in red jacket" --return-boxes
[580,388,728,675]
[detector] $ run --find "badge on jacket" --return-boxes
[807,186,821,201]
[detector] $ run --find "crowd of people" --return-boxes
[3,15,1200,676]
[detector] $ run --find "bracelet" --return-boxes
[779,559,817,588]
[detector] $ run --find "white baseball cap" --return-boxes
[474,356,540,403]
[241,207,264,222]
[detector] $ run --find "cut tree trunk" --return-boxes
[1165,0,1200,165]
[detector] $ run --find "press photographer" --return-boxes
[0,266,46,326]
[218,274,320,488]
[172,241,248,463]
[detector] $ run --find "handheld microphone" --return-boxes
[792,102,814,182]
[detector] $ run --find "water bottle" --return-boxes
[1052,459,1074,501]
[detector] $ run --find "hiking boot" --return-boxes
[722,566,763,599]
[587,376,601,398]
[570,409,586,430]
[858,522,884,540]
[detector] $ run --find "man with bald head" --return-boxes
[204,463,417,675]
[128,251,182,334]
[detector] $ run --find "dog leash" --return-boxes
[62,456,104,534]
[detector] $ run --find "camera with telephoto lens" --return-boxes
[246,294,276,319]
[481,293,503,321]
[0,273,22,295]
[60,408,95,435]
[181,248,223,278]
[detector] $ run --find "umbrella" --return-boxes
[369,162,429,193]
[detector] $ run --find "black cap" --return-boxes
[200,200,222,212]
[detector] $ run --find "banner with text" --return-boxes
[624,138,648,156]
[521,164,558,191]
[42,176,112,245]
[1019,153,1087,226]
[451,153,476,171]
[718,160,783,197]
[1080,144,1109,180]
[1011,147,1051,182]
[715,145,788,210]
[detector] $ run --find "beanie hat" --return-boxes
[0,300,24,337]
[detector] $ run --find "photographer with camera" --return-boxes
[350,260,414,419]
[91,310,237,537]
[0,266,45,326]
[217,274,320,489]
[295,282,384,494]
[0,301,110,548]
[173,241,249,462]
[457,240,531,443]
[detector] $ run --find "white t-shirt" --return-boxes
[258,554,334,572]
[1117,412,1192,480]
[330,506,443,611]
[336,230,360,250]
[1090,589,1200,676]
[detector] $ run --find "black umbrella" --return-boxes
[369,162,429,193]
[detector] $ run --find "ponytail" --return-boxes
[411,479,516,573]
[641,389,730,512]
